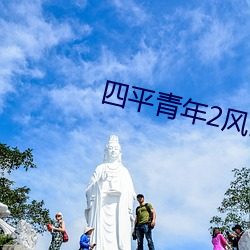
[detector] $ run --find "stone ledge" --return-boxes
[1,245,26,250]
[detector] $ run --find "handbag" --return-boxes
[62,231,69,242]
[46,224,52,232]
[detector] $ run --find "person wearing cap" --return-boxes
[230,225,244,250]
[79,227,96,250]
[49,212,66,250]
[133,194,156,250]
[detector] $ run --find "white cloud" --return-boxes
[0,1,74,110]
[73,0,87,9]
[112,0,148,26]
[48,85,106,120]
[189,8,210,33]
[79,45,158,86]
[196,20,235,63]
[0,2,73,58]
[127,42,158,84]
[158,7,241,67]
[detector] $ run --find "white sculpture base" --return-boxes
[0,203,37,250]
[12,220,38,250]
[2,245,26,250]
[0,219,15,235]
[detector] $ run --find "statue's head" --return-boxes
[104,135,122,163]
[0,202,10,218]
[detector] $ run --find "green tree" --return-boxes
[0,143,52,233]
[210,167,250,232]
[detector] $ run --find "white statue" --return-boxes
[0,202,15,235]
[0,203,37,250]
[85,135,136,250]
[0,202,11,218]
[13,220,38,250]
[239,229,250,250]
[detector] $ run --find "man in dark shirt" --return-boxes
[229,224,244,250]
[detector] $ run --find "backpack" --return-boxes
[136,203,154,229]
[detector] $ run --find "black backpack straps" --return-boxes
[136,206,140,216]
[144,203,151,214]
[136,203,151,216]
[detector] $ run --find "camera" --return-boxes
[132,231,137,240]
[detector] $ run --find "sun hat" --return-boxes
[55,212,63,218]
[84,227,95,234]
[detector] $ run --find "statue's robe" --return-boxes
[85,163,135,250]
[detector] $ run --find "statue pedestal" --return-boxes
[239,229,250,250]
[1,245,26,250]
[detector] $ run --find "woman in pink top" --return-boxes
[212,227,232,250]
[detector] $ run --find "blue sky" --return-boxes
[1,0,250,249]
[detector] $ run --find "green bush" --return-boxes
[0,234,14,246]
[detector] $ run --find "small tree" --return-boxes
[210,167,250,232]
[0,144,36,175]
[0,143,52,233]
[0,234,14,247]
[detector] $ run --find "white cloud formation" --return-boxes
[78,44,159,86]
[73,0,87,9]
[0,1,74,110]
[112,0,148,26]
[196,20,235,63]
[48,85,105,120]
[157,7,242,68]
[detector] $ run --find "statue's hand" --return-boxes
[101,171,108,181]
[129,213,135,222]
[86,195,95,208]
[87,201,93,208]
